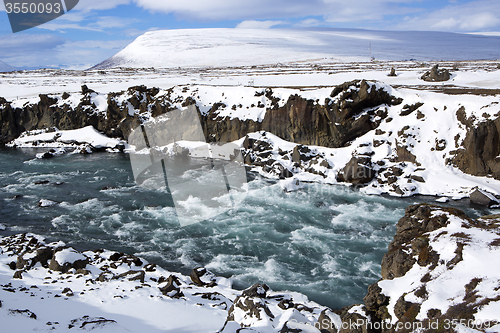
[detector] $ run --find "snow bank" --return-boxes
[8,126,127,151]
[0,234,338,333]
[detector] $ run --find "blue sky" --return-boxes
[0,0,499,69]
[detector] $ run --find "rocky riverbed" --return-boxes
[1,204,499,332]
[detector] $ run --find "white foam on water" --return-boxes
[60,198,121,214]
[114,221,143,239]
[321,254,338,275]
[358,261,378,274]
[290,226,335,253]
[51,215,70,228]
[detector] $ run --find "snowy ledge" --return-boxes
[6,126,128,157]
[0,234,338,333]
[4,80,500,202]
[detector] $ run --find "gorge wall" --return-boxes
[1,81,499,186]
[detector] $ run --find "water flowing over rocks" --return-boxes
[2,204,498,332]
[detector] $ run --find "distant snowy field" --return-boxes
[0,28,499,100]
[91,28,500,69]
[1,60,500,102]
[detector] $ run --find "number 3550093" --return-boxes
[5,2,62,14]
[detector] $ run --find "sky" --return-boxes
[0,0,499,69]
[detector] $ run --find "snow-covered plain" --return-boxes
[1,60,500,102]
[91,28,500,70]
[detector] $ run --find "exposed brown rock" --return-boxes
[452,116,500,180]
[1,81,402,152]
[336,156,375,185]
[421,65,450,82]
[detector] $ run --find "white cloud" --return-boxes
[93,16,139,29]
[132,0,322,20]
[37,23,102,32]
[236,20,287,29]
[295,18,323,27]
[0,34,65,67]
[395,0,500,32]
[129,0,500,33]
[0,0,131,12]
[4,0,500,34]
[72,0,132,12]
[0,33,131,69]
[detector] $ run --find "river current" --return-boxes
[0,148,494,309]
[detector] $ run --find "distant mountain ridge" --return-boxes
[92,28,500,70]
[0,60,16,72]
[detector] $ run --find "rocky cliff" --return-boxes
[1,81,500,199]
[340,204,500,333]
[0,80,401,150]
[451,112,500,180]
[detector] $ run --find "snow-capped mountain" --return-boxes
[0,60,16,72]
[92,28,500,69]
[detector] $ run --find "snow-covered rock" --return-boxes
[10,126,126,151]
[2,80,500,199]
[0,234,337,333]
[360,204,500,332]
[38,199,58,208]
[36,148,67,159]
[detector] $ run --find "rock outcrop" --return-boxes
[0,233,342,333]
[421,64,451,82]
[336,156,375,185]
[0,81,401,150]
[357,204,500,333]
[452,114,500,180]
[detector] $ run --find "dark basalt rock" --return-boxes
[336,156,375,185]
[469,188,500,207]
[1,81,402,153]
[190,267,217,287]
[159,275,184,298]
[48,248,89,273]
[451,115,500,180]
[81,85,95,94]
[242,283,270,298]
[359,204,498,332]
[9,309,37,320]
[114,270,145,283]
[421,64,451,82]
[400,102,424,116]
